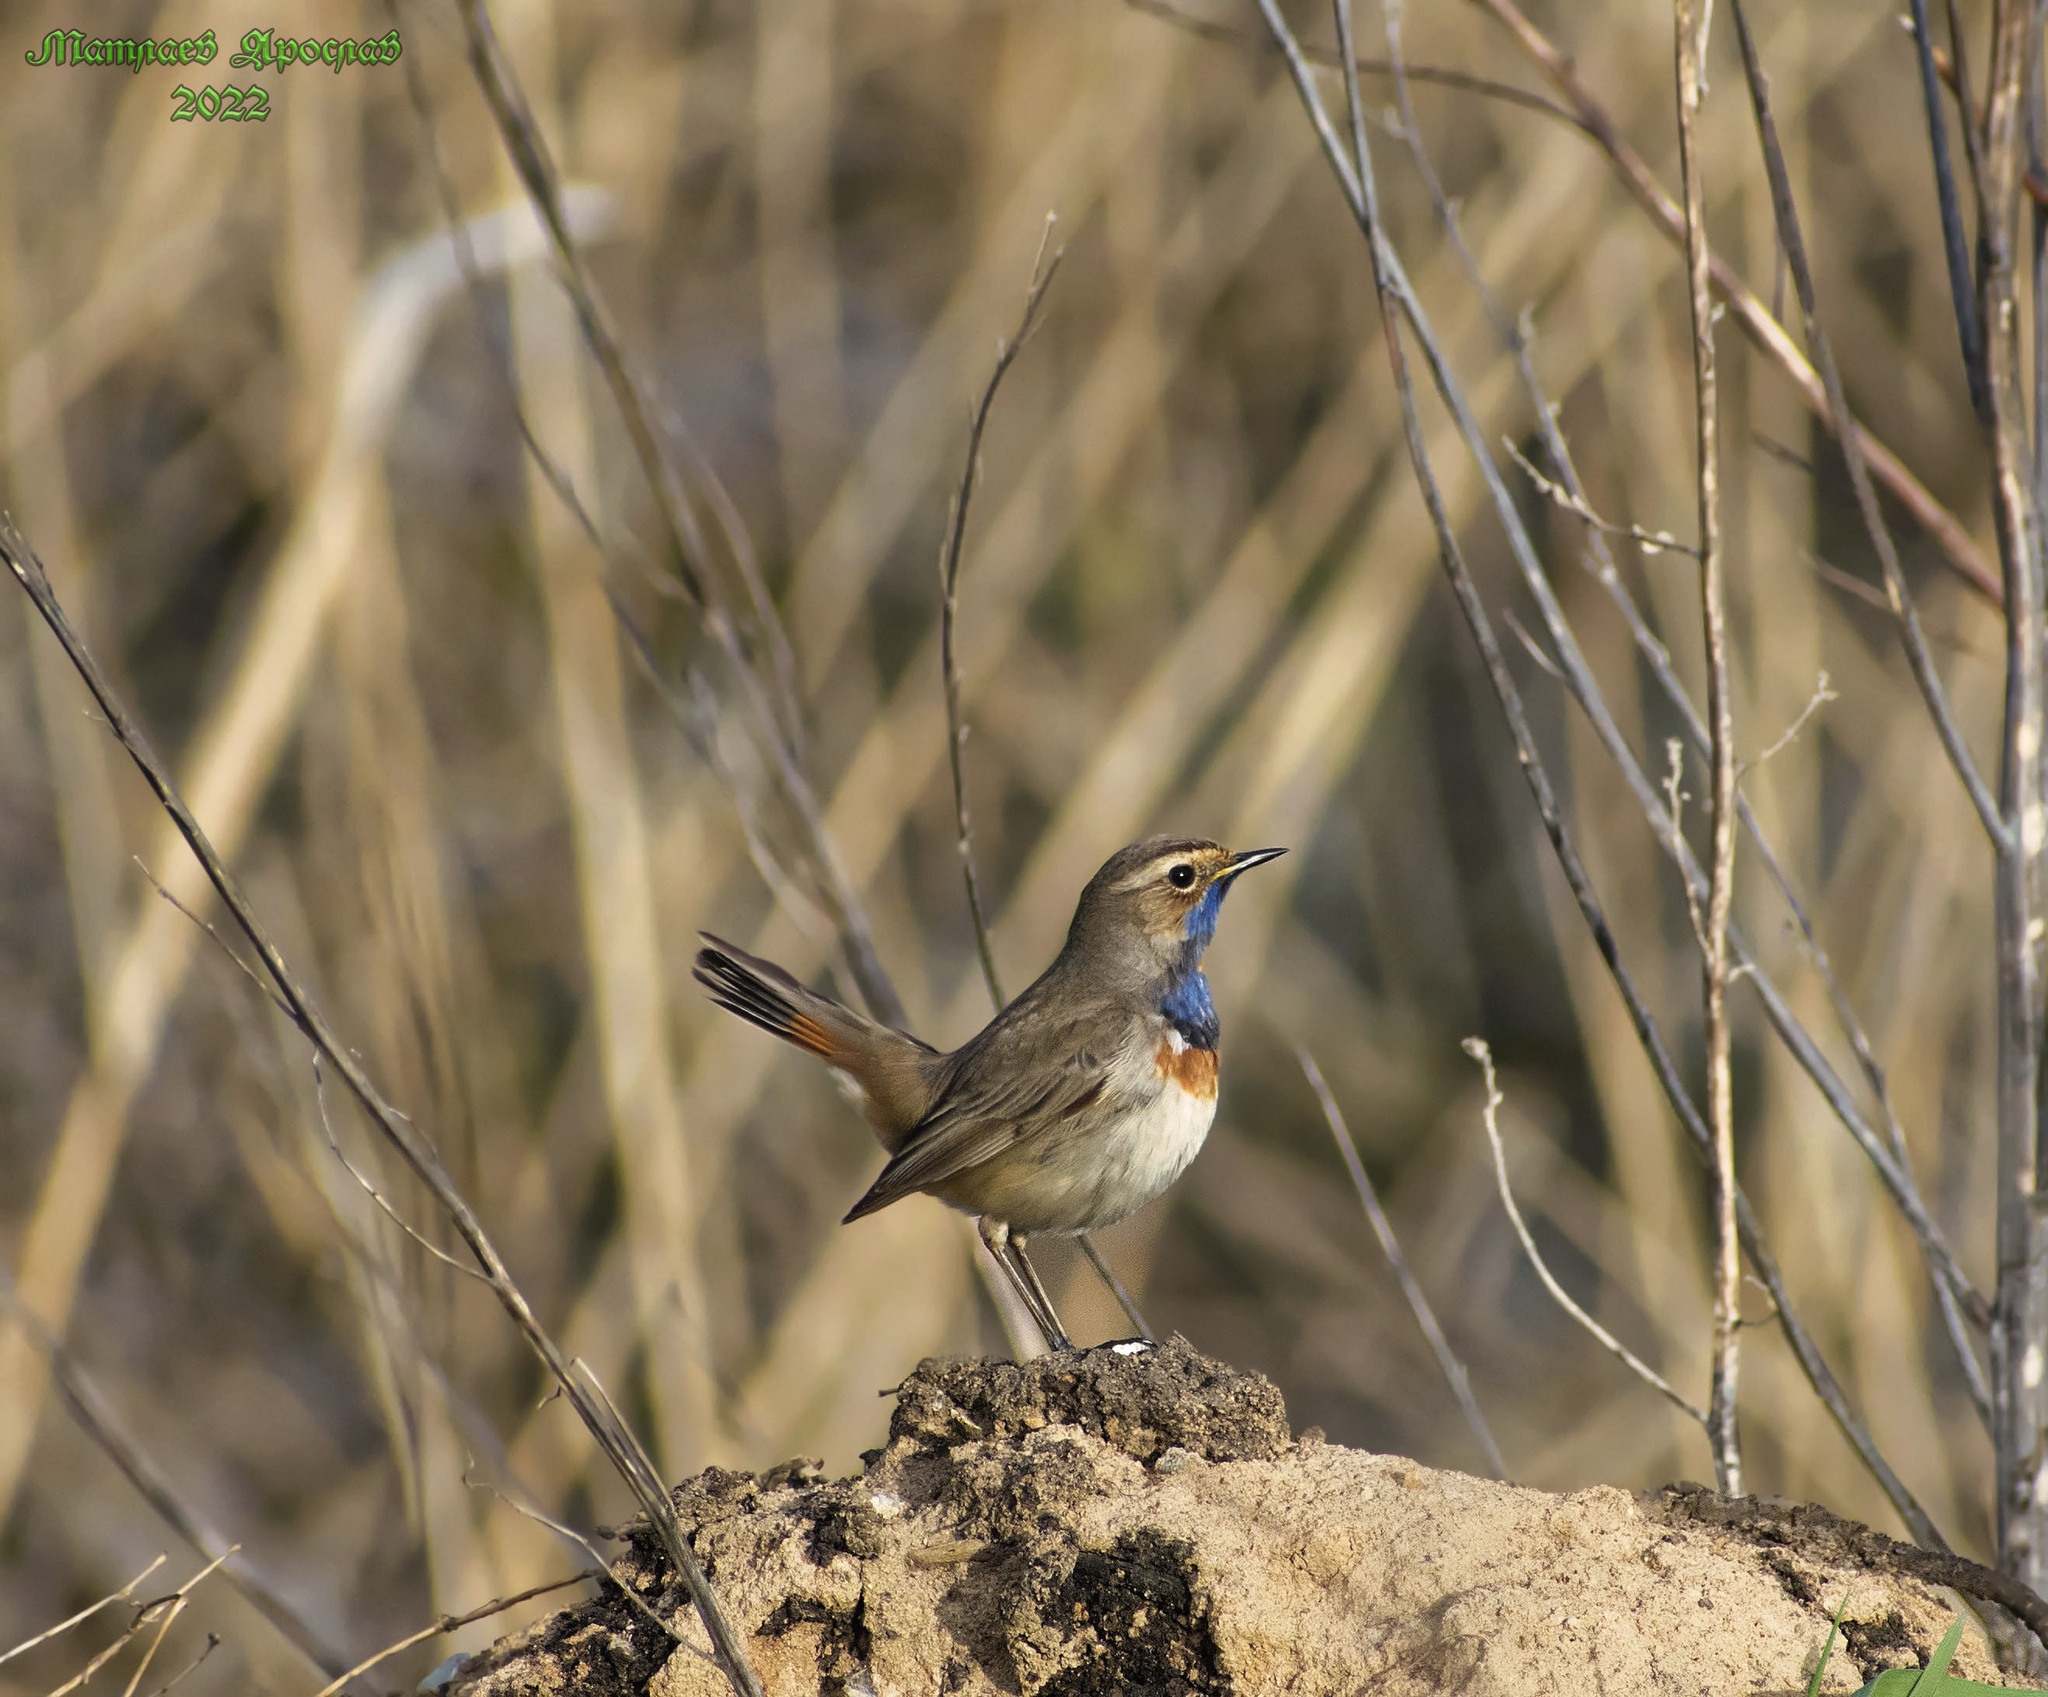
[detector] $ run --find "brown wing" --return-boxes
[840,1041,1114,1223]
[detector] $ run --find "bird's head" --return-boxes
[1065,836,1287,982]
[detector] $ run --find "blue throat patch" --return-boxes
[1183,879,1226,952]
[1159,878,1232,1049]
[1159,971,1219,1051]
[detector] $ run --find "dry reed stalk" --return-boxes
[1672,0,1743,1500]
[755,0,849,543]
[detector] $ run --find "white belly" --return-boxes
[1087,1074,1217,1224]
[986,1064,1217,1236]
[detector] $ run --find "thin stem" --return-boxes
[1974,0,2048,1614]
[1718,1,2004,846]
[1911,0,1992,418]
[940,225,1062,1014]
[0,1557,163,1670]
[309,1572,598,1697]
[935,229,1154,1346]
[1300,1048,1506,1478]
[1398,0,1995,1339]
[1076,1238,1155,1343]
[1674,0,1743,1500]
[1464,1040,1709,1427]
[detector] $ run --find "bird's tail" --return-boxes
[692,934,863,1061]
[693,934,941,1144]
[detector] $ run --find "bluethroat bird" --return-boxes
[693,836,1284,1349]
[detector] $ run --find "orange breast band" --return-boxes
[1154,1038,1219,1101]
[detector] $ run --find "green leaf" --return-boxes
[1916,1616,1967,1692]
[1808,1592,1852,1697]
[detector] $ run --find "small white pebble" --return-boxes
[1154,1446,1193,1474]
[869,1491,904,1516]
[1111,1340,1151,1356]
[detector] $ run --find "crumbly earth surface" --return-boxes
[450,1338,2033,1696]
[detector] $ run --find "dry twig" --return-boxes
[1300,1049,1505,1478]
[1464,1040,1709,1426]
[1378,0,1992,1408]
[0,1556,164,1671]
[1672,0,1743,1500]
[308,1571,597,1697]
[930,223,1157,1348]
[940,218,1063,1015]
[42,1549,234,1697]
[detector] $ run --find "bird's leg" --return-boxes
[1007,1233,1075,1351]
[977,1217,1073,1351]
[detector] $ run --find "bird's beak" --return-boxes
[1217,846,1287,882]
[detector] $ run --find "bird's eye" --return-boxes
[1168,863,1196,889]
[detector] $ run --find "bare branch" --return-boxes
[1728,0,2006,1438]
[1473,0,2001,606]
[1909,0,1991,417]
[309,1572,598,1697]
[1747,674,1836,772]
[933,223,1156,1348]
[311,1058,488,1285]
[1260,0,1960,1553]
[940,220,1063,1015]
[1300,1049,1506,1478]
[45,1549,234,1697]
[1503,438,1693,557]
[1464,1040,1709,1427]
[1376,0,1994,1350]
[0,1557,164,1670]
[462,1475,679,1646]
[1075,1239,1155,1344]
[1673,0,1744,1498]
[1724,0,2004,847]
[136,1632,219,1697]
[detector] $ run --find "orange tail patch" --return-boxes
[784,1011,841,1061]
[694,944,849,1062]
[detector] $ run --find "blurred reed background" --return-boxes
[0,0,2011,1689]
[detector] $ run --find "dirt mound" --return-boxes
[451,1339,2033,1695]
